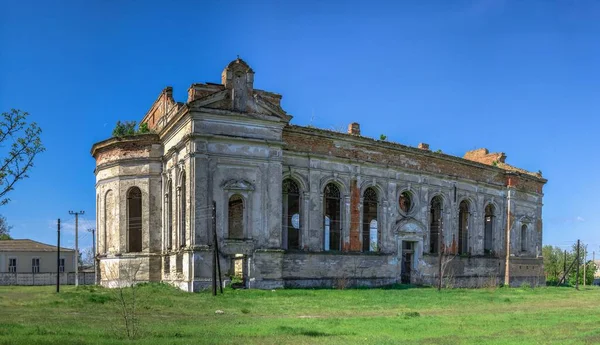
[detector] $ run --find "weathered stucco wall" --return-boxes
[92,58,546,291]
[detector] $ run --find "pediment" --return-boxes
[394,218,427,237]
[190,90,291,121]
[220,179,255,191]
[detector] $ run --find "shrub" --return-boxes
[112,121,152,137]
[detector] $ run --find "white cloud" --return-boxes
[576,216,585,222]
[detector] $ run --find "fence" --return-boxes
[0,272,95,286]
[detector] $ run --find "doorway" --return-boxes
[401,241,414,284]
[231,254,246,288]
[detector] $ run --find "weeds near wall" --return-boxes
[104,260,143,339]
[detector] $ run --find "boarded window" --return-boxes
[127,187,143,253]
[458,201,469,255]
[430,196,443,254]
[324,183,341,251]
[282,179,301,250]
[362,187,378,252]
[521,224,527,252]
[484,204,495,254]
[228,195,244,239]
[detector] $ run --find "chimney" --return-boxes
[348,122,360,136]
[418,143,430,151]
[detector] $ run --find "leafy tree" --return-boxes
[0,214,12,240]
[0,109,45,205]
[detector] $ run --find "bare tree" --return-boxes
[0,109,45,205]
[104,260,143,339]
[0,214,11,240]
[81,247,95,265]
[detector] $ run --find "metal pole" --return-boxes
[212,202,217,296]
[213,201,223,294]
[583,245,586,287]
[576,240,580,291]
[437,211,443,291]
[504,189,512,286]
[57,218,60,293]
[69,211,84,287]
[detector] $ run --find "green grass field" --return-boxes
[1,284,599,344]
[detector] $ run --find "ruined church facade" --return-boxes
[92,59,546,291]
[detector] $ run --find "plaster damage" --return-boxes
[91,58,546,291]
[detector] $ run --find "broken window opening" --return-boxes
[399,191,413,214]
[179,172,186,248]
[429,196,443,254]
[484,204,495,254]
[228,194,244,239]
[458,200,469,255]
[166,179,173,250]
[324,183,341,251]
[521,224,527,252]
[282,179,301,250]
[127,187,143,253]
[362,187,379,252]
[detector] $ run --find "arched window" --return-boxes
[179,172,186,248]
[323,183,341,251]
[228,194,244,239]
[458,201,469,255]
[484,204,495,254]
[127,187,142,252]
[166,179,173,250]
[429,196,443,254]
[282,179,300,250]
[521,224,527,252]
[104,190,114,253]
[362,187,379,252]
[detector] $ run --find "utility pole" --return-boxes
[583,245,587,287]
[57,219,60,293]
[88,228,96,285]
[69,211,84,287]
[576,240,580,291]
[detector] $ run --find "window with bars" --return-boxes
[31,258,40,273]
[8,258,16,273]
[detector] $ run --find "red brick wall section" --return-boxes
[282,127,545,194]
[349,179,361,252]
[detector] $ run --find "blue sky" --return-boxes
[1,0,599,257]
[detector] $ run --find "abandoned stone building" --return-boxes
[91,58,547,291]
